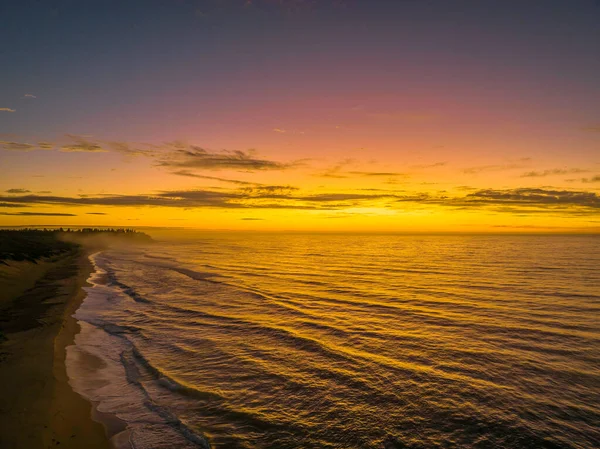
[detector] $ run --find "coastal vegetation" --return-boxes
[0,228,151,263]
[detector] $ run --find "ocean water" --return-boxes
[66,233,600,449]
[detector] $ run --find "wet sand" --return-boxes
[0,249,112,449]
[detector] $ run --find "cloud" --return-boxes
[38,141,55,149]
[581,125,600,132]
[520,168,589,178]
[157,144,295,171]
[6,189,31,194]
[314,160,408,179]
[0,140,54,151]
[86,212,107,215]
[463,164,526,174]
[314,159,356,178]
[239,185,300,196]
[0,187,597,215]
[273,128,286,133]
[170,170,259,185]
[108,141,154,157]
[462,188,599,209]
[0,141,36,151]
[366,111,438,122]
[60,135,107,153]
[0,108,16,112]
[411,162,447,169]
[241,217,264,220]
[23,94,36,99]
[0,202,28,208]
[347,171,408,177]
[566,175,600,184]
[0,212,77,216]
[0,188,398,211]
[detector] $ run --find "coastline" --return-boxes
[0,248,112,449]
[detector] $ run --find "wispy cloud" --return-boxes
[314,159,356,178]
[463,163,527,174]
[366,111,439,122]
[314,159,408,179]
[566,175,600,184]
[38,141,55,150]
[0,141,36,151]
[581,125,600,132]
[60,135,107,153]
[0,108,16,112]
[6,189,31,194]
[520,168,589,178]
[170,170,259,185]
[348,171,408,177]
[86,212,107,215]
[273,128,286,133]
[411,162,447,169]
[0,141,56,151]
[23,94,36,99]
[108,141,154,157]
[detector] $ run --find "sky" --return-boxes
[0,0,599,232]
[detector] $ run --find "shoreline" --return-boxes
[0,248,112,449]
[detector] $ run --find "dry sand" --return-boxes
[0,250,112,449]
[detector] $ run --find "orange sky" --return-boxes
[1,1,598,232]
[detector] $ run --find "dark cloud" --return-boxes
[157,144,294,171]
[86,212,108,215]
[463,188,599,209]
[0,187,597,215]
[0,202,27,208]
[0,212,77,216]
[239,185,299,196]
[520,168,589,178]
[0,189,397,211]
[6,188,31,194]
[241,218,264,221]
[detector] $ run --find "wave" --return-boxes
[120,349,212,448]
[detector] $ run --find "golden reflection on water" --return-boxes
[72,234,599,448]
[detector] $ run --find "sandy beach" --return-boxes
[0,249,111,449]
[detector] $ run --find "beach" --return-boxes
[0,248,111,449]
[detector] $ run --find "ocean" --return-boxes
[66,233,600,448]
